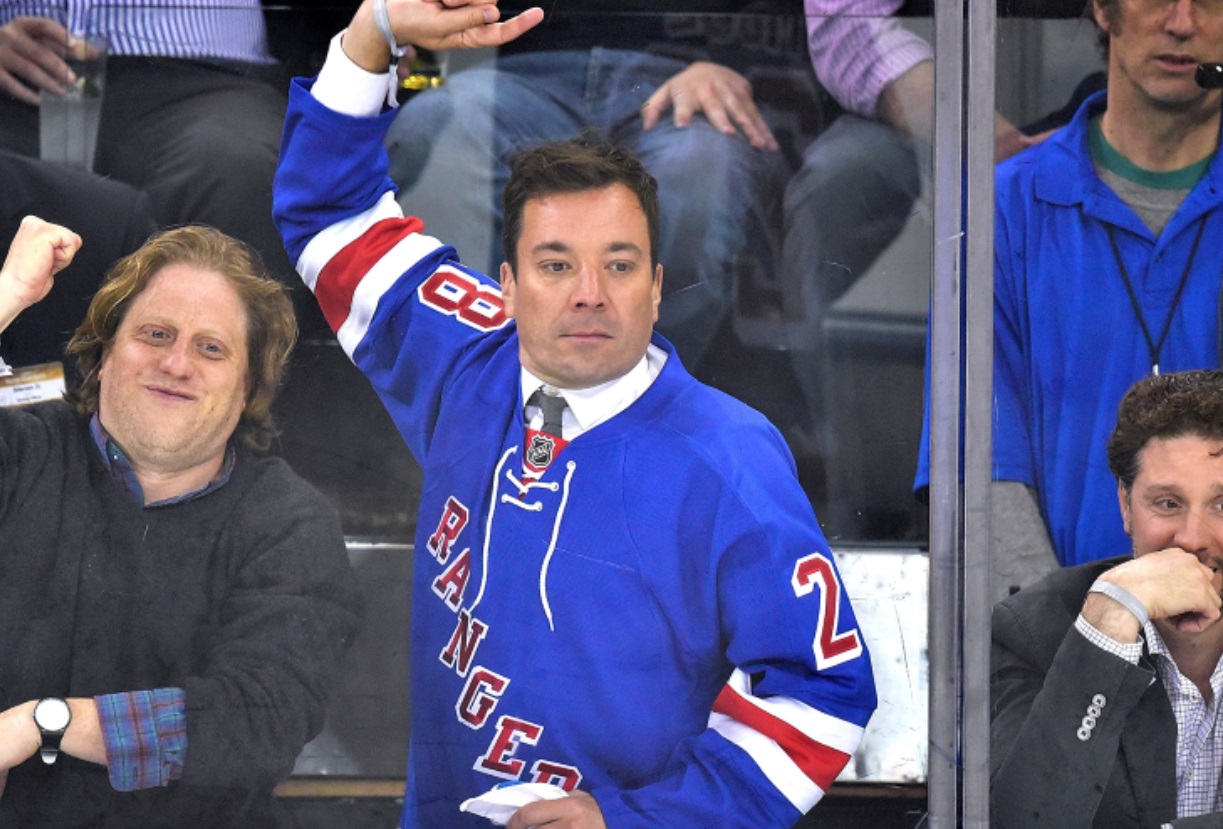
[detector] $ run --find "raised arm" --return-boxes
[274,0,542,460]
[0,215,81,335]
[344,0,543,73]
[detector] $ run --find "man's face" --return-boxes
[500,184,662,390]
[1119,435,1223,596]
[98,264,250,480]
[1096,0,1223,111]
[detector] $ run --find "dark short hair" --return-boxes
[1106,370,1223,491]
[501,130,661,274]
[66,225,297,453]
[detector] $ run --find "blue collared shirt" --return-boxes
[90,413,235,506]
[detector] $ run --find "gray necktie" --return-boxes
[528,388,568,439]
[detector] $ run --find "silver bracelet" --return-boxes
[373,0,407,66]
[1088,579,1150,628]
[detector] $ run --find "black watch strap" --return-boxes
[39,730,64,765]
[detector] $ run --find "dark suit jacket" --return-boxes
[0,150,155,371]
[992,557,1223,829]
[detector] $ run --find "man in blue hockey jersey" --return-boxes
[273,2,877,827]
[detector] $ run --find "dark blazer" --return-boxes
[991,557,1223,829]
[0,149,155,370]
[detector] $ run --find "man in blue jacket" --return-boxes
[274,1,876,827]
[987,0,1223,594]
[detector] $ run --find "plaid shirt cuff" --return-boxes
[1075,614,1143,665]
[96,688,187,791]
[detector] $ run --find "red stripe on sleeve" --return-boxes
[314,216,425,333]
[712,685,851,792]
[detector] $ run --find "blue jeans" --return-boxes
[782,113,921,327]
[385,48,789,369]
[779,113,923,456]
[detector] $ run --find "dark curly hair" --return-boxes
[1107,370,1223,492]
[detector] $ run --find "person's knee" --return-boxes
[385,88,459,187]
[162,120,278,191]
[788,117,919,212]
[646,124,762,198]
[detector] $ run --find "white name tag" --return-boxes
[0,362,67,407]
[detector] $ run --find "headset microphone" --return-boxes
[1197,63,1223,90]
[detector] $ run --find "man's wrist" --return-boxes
[317,31,395,117]
[342,4,398,75]
[372,0,406,66]
[1083,582,1146,643]
[0,299,25,337]
[1088,580,1150,627]
[0,701,41,771]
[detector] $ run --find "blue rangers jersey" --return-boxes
[275,75,876,829]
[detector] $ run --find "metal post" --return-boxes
[927,0,965,825]
[963,0,997,826]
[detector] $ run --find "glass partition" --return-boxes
[0,3,965,827]
[0,2,941,547]
[382,5,935,550]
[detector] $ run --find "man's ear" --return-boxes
[651,264,663,323]
[1091,0,1113,35]
[1117,480,1133,537]
[500,261,516,319]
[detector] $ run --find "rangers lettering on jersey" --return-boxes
[476,716,544,779]
[427,497,590,786]
[457,668,509,729]
[428,497,469,565]
[432,548,473,610]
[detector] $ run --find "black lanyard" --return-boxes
[1105,217,1206,376]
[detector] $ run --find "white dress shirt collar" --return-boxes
[521,344,667,440]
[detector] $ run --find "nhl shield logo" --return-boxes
[527,433,558,468]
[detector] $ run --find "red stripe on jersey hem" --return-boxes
[712,684,850,792]
[315,216,425,333]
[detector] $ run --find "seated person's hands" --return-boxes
[641,61,779,151]
[1087,549,1222,640]
[0,16,89,105]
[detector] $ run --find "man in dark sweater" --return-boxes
[0,216,361,828]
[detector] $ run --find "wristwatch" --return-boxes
[33,697,72,765]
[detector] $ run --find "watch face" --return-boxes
[35,698,71,731]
